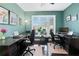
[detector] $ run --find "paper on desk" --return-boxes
[67,31,73,35]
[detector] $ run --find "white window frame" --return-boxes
[31,15,56,34]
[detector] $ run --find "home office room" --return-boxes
[0,1,79,57]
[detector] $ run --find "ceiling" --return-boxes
[17,3,72,11]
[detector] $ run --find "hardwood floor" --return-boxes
[24,43,68,56]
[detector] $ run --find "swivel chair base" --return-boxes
[22,47,35,56]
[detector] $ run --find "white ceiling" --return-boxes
[17,3,72,11]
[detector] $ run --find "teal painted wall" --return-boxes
[0,3,25,37]
[0,3,65,37]
[25,11,64,32]
[64,3,79,34]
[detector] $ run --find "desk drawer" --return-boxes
[71,39,79,49]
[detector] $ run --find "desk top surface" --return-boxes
[56,33,79,39]
[0,35,26,46]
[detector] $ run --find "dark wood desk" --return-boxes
[0,35,27,56]
[66,35,79,55]
[57,34,79,55]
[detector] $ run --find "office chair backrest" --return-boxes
[50,29,55,41]
[29,30,35,44]
[57,35,65,46]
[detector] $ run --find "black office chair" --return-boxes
[50,29,62,49]
[22,30,35,56]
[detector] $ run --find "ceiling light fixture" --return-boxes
[50,3,55,5]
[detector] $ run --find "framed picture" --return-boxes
[71,15,77,21]
[10,11,18,25]
[19,17,22,25]
[66,15,71,21]
[0,7,9,24]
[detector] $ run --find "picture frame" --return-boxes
[0,6,9,24]
[71,14,78,21]
[10,11,18,25]
[66,15,71,21]
[19,17,22,25]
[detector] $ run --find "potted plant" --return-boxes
[0,28,7,39]
[38,27,46,36]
